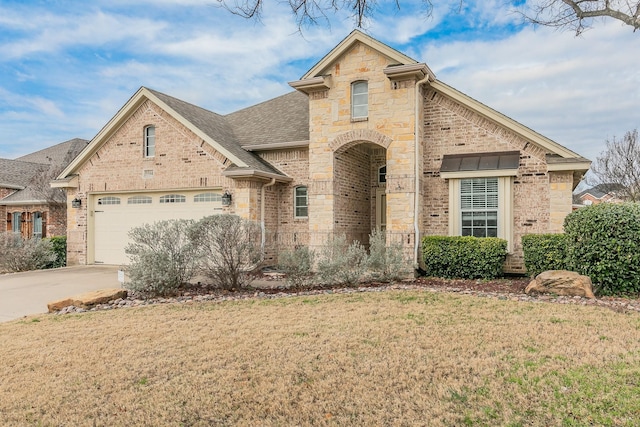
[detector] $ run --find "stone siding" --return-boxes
[307,41,421,257]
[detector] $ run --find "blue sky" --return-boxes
[0,0,638,167]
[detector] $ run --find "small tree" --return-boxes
[588,129,640,202]
[0,232,56,272]
[125,220,200,296]
[190,215,262,290]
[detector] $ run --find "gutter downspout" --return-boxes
[261,178,277,255]
[414,74,430,268]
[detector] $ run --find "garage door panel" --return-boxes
[93,191,221,265]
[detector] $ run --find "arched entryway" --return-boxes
[331,130,392,247]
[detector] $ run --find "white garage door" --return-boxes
[93,191,222,265]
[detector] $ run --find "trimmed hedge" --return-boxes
[422,236,507,279]
[564,203,640,295]
[521,233,568,277]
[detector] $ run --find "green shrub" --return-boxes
[316,235,367,286]
[125,219,200,296]
[421,236,507,279]
[47,236,67,268]
[0,232,56,272]
[278,246,315,289]
[190,215,262,290]
[564,203,640,295]
[365,230,412,282]
[521,233,568,277]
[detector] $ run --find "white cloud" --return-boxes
[418,21,640,161]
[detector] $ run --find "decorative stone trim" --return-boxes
[330,129,393,152]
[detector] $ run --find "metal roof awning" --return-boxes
[440,151,520,178]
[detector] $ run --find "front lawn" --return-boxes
[1,290,639,426]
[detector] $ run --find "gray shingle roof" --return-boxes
[225,91,309,148]
[0,159,45,188]
[1,138,87,204]
[147,88,284,176]
[16,138,88,166]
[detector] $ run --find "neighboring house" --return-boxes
[573,183,624,207]
[1,138,88,238]
[54,31,590,273]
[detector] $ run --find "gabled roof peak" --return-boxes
[301,30,418,79]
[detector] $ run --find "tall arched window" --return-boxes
[144,125,155,158]
[351,81,368,119]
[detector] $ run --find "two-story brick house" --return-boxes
[54,31,590,272]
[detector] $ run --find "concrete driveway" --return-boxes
[0,265,122,322]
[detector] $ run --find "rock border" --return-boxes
[52,281,640,316]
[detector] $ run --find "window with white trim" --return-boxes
[128,196,152,204]
[194,193,222,202]
[294,186,308,218]
[144,126,155,158]
[159,194,185,203]
[460,178,498,238]
[447,176,513,252]
[378,165,387,184]
[351,81,368,119]
[98,196,121,205]
[12,212,21,233]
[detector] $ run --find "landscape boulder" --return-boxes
[48,288,128,313]
[525,270,595,299]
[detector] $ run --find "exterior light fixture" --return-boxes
[221,191,232,207]
[71,198,82,208]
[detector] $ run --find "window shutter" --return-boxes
[42,211,48,238]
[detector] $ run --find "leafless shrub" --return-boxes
[190,215,262,290]
[316,235,367,286]
[278,246,315,289]
[365,230,412,282]
[0,232,56,272]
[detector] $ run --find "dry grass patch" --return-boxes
[1,291,640,426]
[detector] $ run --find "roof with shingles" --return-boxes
[225,91,309,148]
[147,88,285,175]
[16,138,88,166]
[0,159,45,188]
[1,138,87,204]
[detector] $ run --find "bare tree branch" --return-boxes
[588,129,640,202]
[216,1,639,33]
[522,0,640,34]
[217,0,433,29]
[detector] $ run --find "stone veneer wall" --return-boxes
[421,88,555,273]
[306,41,421,257]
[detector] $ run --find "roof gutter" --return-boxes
[0,184,25,190]
[222,169,292,182]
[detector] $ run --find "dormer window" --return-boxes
[144,125,155,158]
[351,81,368,119]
